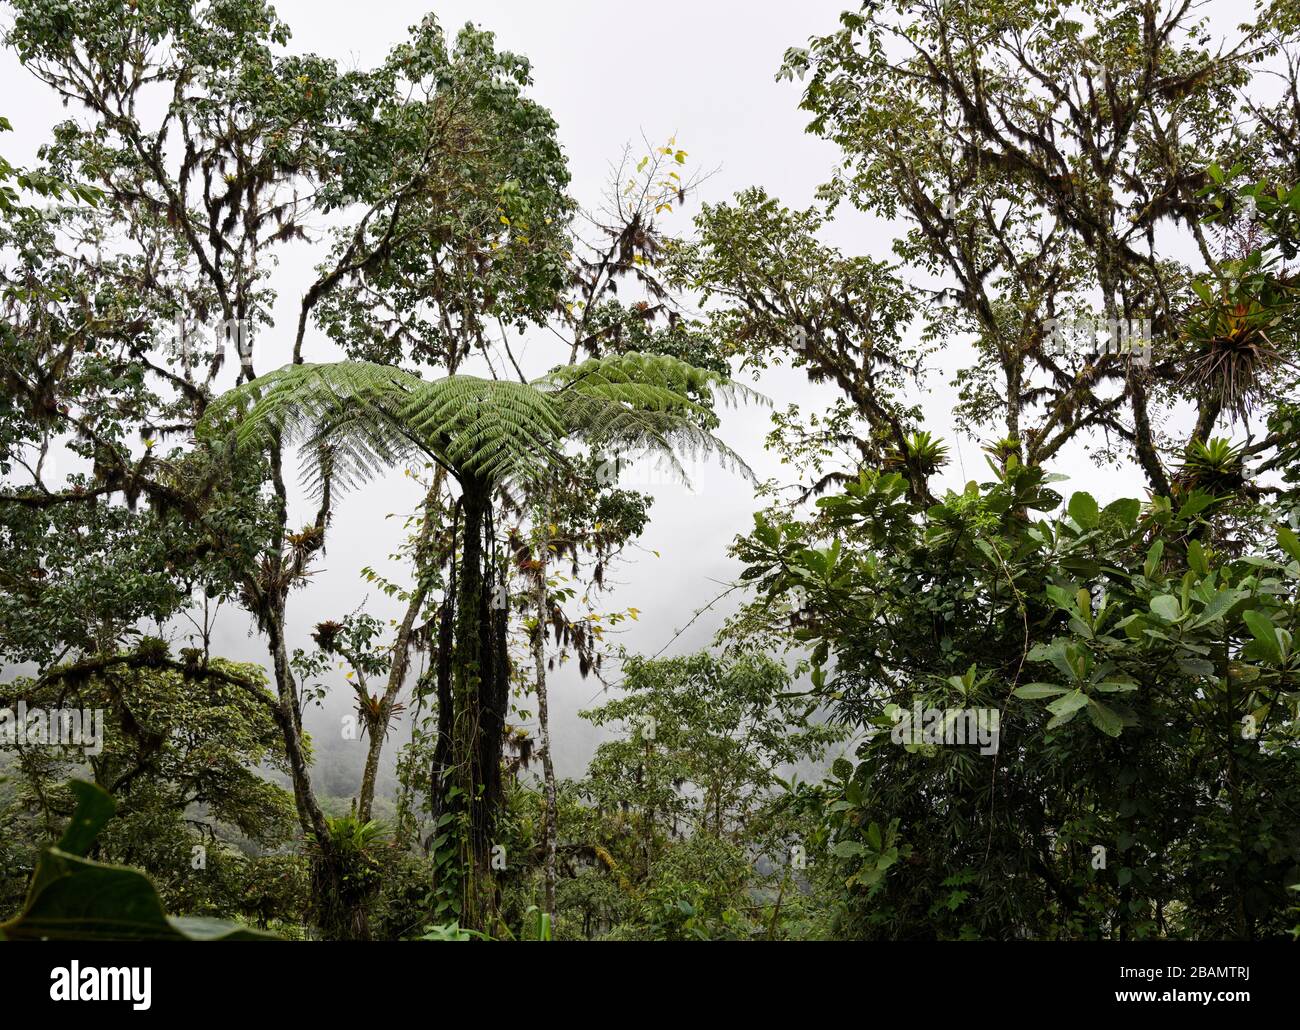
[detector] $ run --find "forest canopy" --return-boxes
[0,0,1298,945]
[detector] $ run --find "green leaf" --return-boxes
[1278,525,1300,563]
[57,780,117,857]
[1045,584,1077,611]
[1045,689,1089,727]
[1068,491,1099,529]
[1103,497,1141,526]
[1144,539,1164,579]
[1176,657,1216,677]
[0,779,275,941]
[1014,683,1070,698]
[1177,491,1218,520]
[1028,637,1076,680]
[0,848,276,941]
[1150,594,1181,622]
[168,916,278,941]
[1193,589,1239,627]
[1242,609,1283,663]
[1087,698,1124,737]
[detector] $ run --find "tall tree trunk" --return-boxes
[530,559,558,925]
[431,477,509,931]
[356,712,385,824]
[266,605,363,938]
[265,608,330,846]
[356,479,443,822]
[458,480,490,920]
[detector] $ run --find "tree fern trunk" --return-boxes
[457,479,488,923]
[434,477,509,932]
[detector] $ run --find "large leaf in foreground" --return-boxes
[0,780,275,941]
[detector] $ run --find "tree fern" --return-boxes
[199,352,764,492]
[198,350,764,929]
[399,376,567,485]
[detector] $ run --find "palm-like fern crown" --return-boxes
[198,352,764,494]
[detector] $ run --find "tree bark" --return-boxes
[531,559,559,925]
[264,608,331,847]
[356,480,442,821]
[430,477,509,931]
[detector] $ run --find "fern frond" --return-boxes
[198,352,764,496]
[544,351,767,410]
[198,362,424,494]
[400,376,568,485]
[542,352,764,484]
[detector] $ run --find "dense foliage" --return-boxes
[1,0,1298,941]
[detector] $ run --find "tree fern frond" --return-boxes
[544,351,768,410]
[399,376,568,485]
[199,352,763,496]
[198,362,423,495]
[542,352,764,484]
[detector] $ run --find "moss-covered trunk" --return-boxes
[430,477,509,932]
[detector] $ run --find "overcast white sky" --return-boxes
[1,1,1151,777]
